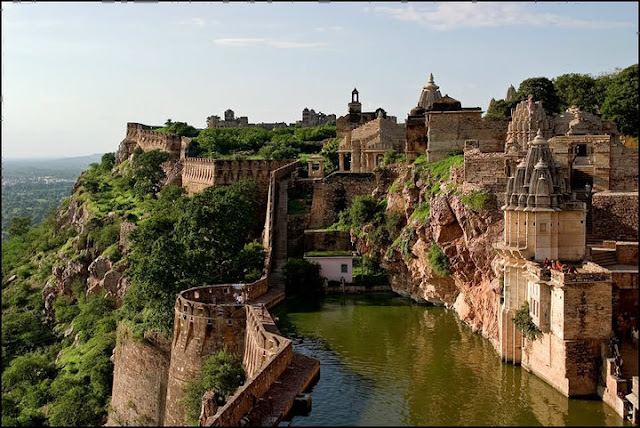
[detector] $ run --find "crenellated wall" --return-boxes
[181,158,217,194]
[181,158,294,196]
[125,123,184,160]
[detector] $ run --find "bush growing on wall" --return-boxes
[512,301,541,341]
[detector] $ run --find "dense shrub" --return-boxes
[512,301,541,341]
[461,191,494,212]
[282,258,324,295]
[181,349,245,425]
[427,243,450,276]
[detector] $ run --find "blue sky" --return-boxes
[2,1,638,158]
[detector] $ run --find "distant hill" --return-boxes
[2,153,104,179]
[2,153,105,241]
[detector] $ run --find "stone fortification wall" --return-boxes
[308,172,387,228]
[609,146,639,191]
[126,123,183,159]
[262,161,301,271]
[462,146,508,202]
[164,287,247,426]
[107,327,171,426]
[592,192,638,241]
[181,158,216,194]
[426,111,506,161]
[615,242,638,265]
[208,306,293,426]
[304,230,352,252]
[181,158,293,196]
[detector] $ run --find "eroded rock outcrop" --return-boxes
[361,166,504,345]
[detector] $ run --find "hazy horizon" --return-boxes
[2,1,638,158]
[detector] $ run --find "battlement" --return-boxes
[181,157,294,195]
[124,122,183,160]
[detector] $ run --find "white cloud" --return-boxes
[371,2,631,31]
[214,38,328,49]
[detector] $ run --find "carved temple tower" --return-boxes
[495,130,611,396]
[417,73,443,110]
[496,129,584,363]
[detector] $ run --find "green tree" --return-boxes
[282,258,324,295]
[485,98,511,119]
[7,216,32,238]
[553,73,599,113]
[515,77,561,116]
[100,152,116,171]
[131,149,171,198]
[601,64,639,137]
[181,349,245,425]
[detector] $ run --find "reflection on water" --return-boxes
[272,293,625,426]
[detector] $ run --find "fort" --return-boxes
[107,72,638,426]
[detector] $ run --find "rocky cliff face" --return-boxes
[360,166,504,346]
[42,189,136,323]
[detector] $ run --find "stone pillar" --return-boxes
[339,153,344,172]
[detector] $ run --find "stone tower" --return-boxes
[349,88,362,114]
[164,287,247,426]
[496,129,586,364]
[417,73,443,110]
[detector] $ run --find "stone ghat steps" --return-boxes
[586,235,604,246]
[590,249,618,267]
[244,352,320,427]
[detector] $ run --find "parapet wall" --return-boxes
[592,192,638,241]
[181,158,294,196]
[308,171,392,228]
[262,160,301,273]
[126,123,183,160]
[209,306,293,426]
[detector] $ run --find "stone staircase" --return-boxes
[591,248,617,267]
[268,178,290,290]
[586,234,604,247]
